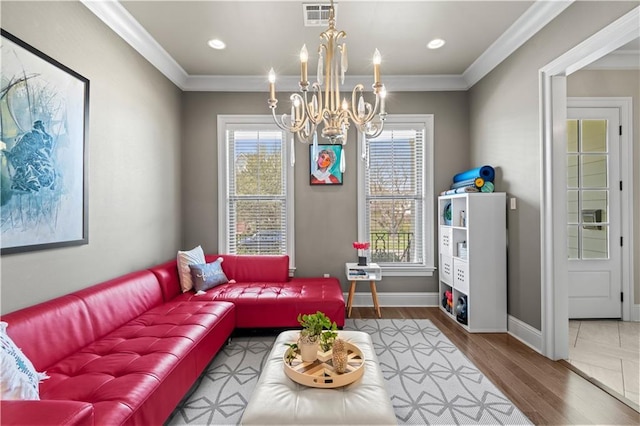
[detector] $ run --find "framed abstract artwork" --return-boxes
[310,144,343,185]
[1,30,90,254]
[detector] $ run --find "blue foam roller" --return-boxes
[453,166,495,183]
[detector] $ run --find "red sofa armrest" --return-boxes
[1,400,94,426]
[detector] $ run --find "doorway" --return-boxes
[539,7,638,362]
[564,101,638,410]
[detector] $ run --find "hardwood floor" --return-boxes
[349,307,640,425]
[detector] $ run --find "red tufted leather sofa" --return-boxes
[1,254,344,425]
[150,254,345,329]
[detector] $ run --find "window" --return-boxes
[357,115,434,276]
[217,116,294,264]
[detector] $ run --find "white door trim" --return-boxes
[568,97,633,321]
[539,6,639,360]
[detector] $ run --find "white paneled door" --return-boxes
[566,107,621,319]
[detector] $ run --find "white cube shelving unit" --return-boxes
[438,192,507,332]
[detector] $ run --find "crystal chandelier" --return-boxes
[267,0,387,150]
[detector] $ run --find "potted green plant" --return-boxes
[297,311,337,362]
[319,323,338,352]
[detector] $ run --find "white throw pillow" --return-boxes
[0,322,48,400]
[177,245,206,292]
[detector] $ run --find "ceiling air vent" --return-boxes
[303,3,335,27]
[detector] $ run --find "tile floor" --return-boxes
[568,320,639,409]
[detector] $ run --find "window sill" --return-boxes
[379,265,435,277]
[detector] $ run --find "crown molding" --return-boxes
[542,6,639,76]
[463,0,574,88]
[80,0,189,89]
[183,74,468,92]
[82,0,572,92]
[583,50,640,70]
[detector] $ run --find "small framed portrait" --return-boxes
[310,144,343,185]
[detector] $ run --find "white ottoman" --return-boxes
[241,330,396,425]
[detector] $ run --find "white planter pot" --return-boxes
[299,340,319,362]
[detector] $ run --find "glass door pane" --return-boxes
[566,119,609,260]
[580,120,607,152]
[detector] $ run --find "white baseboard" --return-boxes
[347,292,544,354]
[632,304,640,322]
[507,315,543,354]
[344,292,439,308]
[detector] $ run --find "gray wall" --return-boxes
[181,91,469,294]
[5,1,633,326]
[0,1,182,313]
[469,1,637,329]
[568,69,640,304]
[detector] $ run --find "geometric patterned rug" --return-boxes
[348,319,532,425]
[166,319,532,425]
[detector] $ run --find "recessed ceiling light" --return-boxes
[427,38,446,49]
[208,39,226,50]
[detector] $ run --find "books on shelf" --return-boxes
[345,263,382,281]
[347,268,378,280]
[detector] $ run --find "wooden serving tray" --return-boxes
[283,341,365,388]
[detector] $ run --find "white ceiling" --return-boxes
[119,0,535,76]
[81,1,637,92]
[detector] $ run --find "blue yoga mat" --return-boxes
[453,165,495,183]
[450,178,476,190]
[440,186,479,195]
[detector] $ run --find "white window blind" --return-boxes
[219,117,293,257]
[358,115,434,275]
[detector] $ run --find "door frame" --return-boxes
[539,6,638,360]
[567,98,631,319]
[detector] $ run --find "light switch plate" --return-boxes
[510,197,517,210]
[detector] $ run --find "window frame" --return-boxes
[217,115,295,268]
[357,114,435,276]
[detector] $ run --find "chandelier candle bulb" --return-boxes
[268,68,276,102]
[300,44,308,85]
[373,49,381,85]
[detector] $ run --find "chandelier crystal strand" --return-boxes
[312,131,318,159]
[340,43,347,85]
[290,136,295,167]
[317,51,324,86]
[267,0,387,168]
